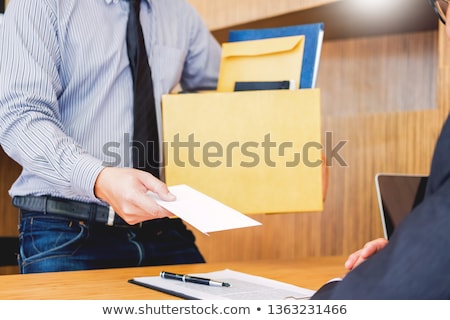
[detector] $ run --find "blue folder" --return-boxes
[228,22,324,89]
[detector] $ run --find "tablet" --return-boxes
[375,173,428,239]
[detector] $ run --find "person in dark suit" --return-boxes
[311,0,450,299]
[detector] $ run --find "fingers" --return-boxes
[344,238,389,271]
[360,238,389,259]
[344,249,363,271]
[94,167,176,225]
[121,172,176,222]
[137,170,176,201]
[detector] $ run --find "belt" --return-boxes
[12,195,136,228]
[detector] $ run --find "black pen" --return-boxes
[160,271,231,287]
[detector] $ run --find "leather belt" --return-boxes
[12,195,136,228]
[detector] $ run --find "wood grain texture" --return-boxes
[0,265,18,275]
[0,256,347,299]
[0,148,20,236]
[187,0,338,31]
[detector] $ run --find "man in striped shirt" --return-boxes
[0,0,221,273]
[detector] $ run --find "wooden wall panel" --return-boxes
[0,149,20,236]
[187,0,337,30]
[319,32,437,115]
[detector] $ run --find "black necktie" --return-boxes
[126,0,160,178]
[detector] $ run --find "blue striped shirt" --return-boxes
[0,0,221,204]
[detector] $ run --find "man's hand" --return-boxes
[344,238,389,271]
[94,167,176,225]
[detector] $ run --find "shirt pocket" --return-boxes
[152,44,186,94]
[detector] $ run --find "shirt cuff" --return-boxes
[71,154,105,199]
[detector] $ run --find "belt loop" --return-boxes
[43,196,48,215]
[17,208,23,226]
[88,203,97,225]
[107,206,115,227]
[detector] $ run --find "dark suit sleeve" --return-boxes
[425,115,450,197]
[311,115,450,300]
[311,281,341,299]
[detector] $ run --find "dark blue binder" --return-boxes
[228,23,324,89]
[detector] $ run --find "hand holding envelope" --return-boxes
[147,185,261,235]
[217,35,305,92]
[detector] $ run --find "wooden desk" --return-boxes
[0,256,346,299]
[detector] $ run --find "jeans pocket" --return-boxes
[19,214,87,267]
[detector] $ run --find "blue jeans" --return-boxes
[18,211,205,274]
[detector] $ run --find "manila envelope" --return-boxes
[161,89,323,214]
[217,35,305,92]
